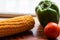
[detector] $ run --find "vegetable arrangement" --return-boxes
[0,0,59,39]
[35,0,60,39]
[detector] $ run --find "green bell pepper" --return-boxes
[35,0,59,27]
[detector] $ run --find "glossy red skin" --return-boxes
[44,22,60,39]
[59,25,60,33]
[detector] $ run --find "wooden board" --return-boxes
[0,17,59,40]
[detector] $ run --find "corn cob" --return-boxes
[0,15,35,37]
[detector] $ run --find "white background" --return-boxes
[0,0,60,15]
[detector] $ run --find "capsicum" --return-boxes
[35,0,59,27]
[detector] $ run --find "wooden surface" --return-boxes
[0,17,60,40]
[0,13,36,18]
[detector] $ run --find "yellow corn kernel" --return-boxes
[0,15,35,37]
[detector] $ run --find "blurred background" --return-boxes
[0,0,60,15]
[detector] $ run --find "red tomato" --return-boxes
[59,25,60,34]
[44,22,60,39]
